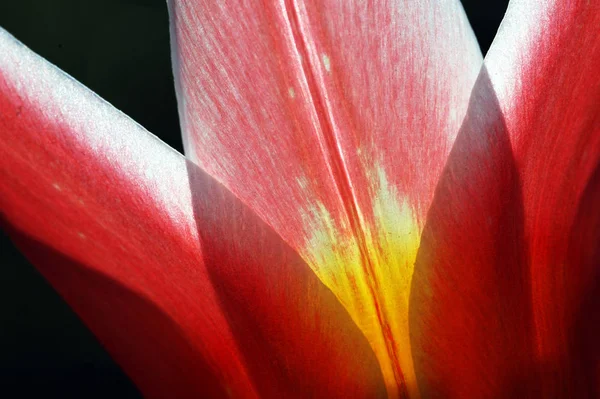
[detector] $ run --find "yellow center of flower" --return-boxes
[300,165,422,399]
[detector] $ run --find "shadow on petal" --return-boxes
[4,224,228,399]
[499,163,600,398]
[566,163,600,397]
[185,160,387,398]
[409,67,537,398]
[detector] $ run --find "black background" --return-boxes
[0,1,509,397]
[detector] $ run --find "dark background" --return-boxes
[0,1,509,397]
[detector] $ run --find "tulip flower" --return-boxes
[1,0,598,397]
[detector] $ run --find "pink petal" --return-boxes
[169,1,481,395]
[0,29,386,398]
[410,1,600,396]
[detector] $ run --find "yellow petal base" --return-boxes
[301,164,422,399]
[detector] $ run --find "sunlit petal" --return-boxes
[410,1,600,396]
[0,29,386,398]
[169,1,481,395]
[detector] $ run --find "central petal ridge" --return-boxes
[278,1,422,397]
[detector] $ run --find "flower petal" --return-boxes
[0,29,386,399]
[410,1,600,396]
[169,1,481,395]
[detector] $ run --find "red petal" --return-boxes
[0,30,386,398]
[410,1,600,397]
[169,1,481,395]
